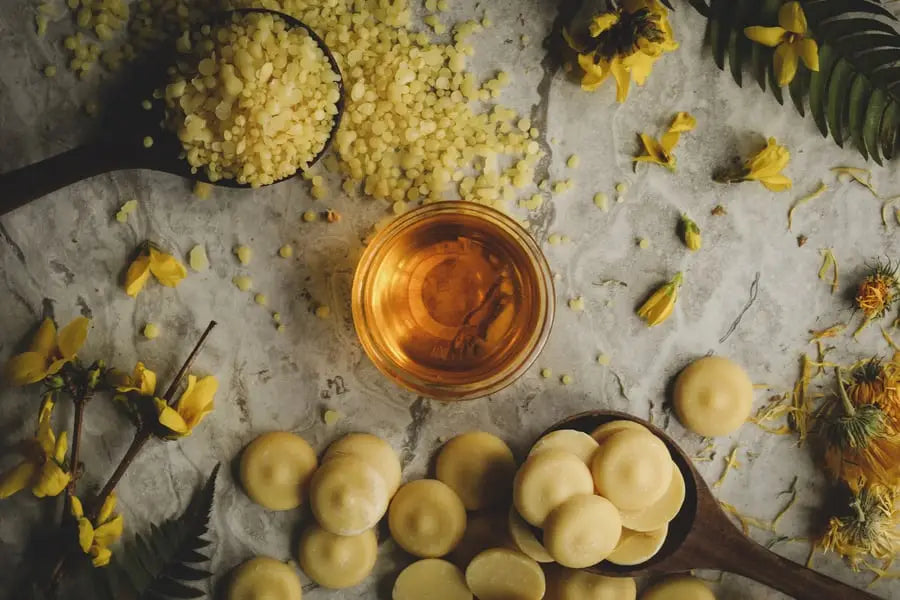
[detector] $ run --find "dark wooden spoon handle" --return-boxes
[710,532,882,599]
[0,144,139,216]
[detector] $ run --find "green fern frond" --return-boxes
[99,464,220,600]
[689,0,900,163]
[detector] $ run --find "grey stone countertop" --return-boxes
[1,0,899,599]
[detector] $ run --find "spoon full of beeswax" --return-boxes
[0,8,345,216]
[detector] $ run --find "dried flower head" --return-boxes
[821,481,900,568]
[855,259,899,321]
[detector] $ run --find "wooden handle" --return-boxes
[0,144,138,216]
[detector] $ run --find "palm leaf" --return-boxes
[99,464,220,600]
[688,0,900,161]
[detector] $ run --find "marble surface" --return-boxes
[1,0,900,599]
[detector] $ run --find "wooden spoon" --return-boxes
[544,410,882,600]
[0,8,345,216]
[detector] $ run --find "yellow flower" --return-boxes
[156,375,218,437]
[569,0,678,102]
[0,396,70,499]
[633,111,696,171]
[3,317,90,386]
[125,245,187,297]
[745,2,819,87]
[637,272,683,327]
[116,361,158,396]
[716,137,792,192]
[855,261,898,321]
[70,493,124,567]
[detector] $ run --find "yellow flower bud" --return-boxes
[637,272,684,327]
[680,215,701,251]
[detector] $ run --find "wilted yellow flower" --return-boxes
[820,482,899,568]
[116,361,158,396]
[715,137,792,192]
[70,493,124,567]
[156,375,218,437]
[125,244,187,297]
[637,272,683,327]
[855,260,898,322]
[3,317,89,386]
[0,396,70,499]
[745,2,819,87]
[568,0,678,102]
[680,214,701,251]
[633,111,696,171]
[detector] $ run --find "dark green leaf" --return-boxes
[826,58,856,145]
[790,66,811,116]
[815,18,899,42]
[849,74,873,158]
[810,44,838,136]
[686,0,711,17]
[834,32,900,58]
[768,60,784,105]
[750,43,768,91]
[709,16,727,71]
[864,88,888,165]
[103,464,220,600]
[727,29,744,86]
[879,100,900,159]
[803,0,897,23]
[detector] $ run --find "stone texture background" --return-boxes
[1,0,899,598]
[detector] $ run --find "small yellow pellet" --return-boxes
[193,181,213,200]
[597,354,611,366]
[315,305,331,319]
[142,136,154,148]
[560,374,573,385]
[568,297,585,312]
[482,16,493,27]
[235,245,252,265]
[638,238,650,249]
[616,195,625,204]
[517,118,531,132]
[232,276,252,291]
[189,245,209,272]
[521,34,530,44]
[141,99,152,111]
[43,65,57,78]
[566,155,580,169]
[303,210,318,222]
[254,293,268,306]
[593,192,609,211]
[548,234,562,245]
[279,244,293,258]
[273,312,281,324]
[437,0,449,10]
[323,409,343,425]
[561,235,571,244]
[115,199,138,223]
[311,185,326,199]
[276,324,285,333]
[143,323,160,339]
[541,368,553,379]
[615,182,628,193]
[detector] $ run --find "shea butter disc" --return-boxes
[513,449,594,527]
[673,356,753,437]
[297,524,377,589]
[323,433,402,496]
[543,494,622,568]
[465,548,545,600]
[590,430,673,512]
[392,559,473,600]
[640,575,715,600]
[589,420,650,444]
[529,429,600,466]
[618,462,685,532]
[607,525,668,566]
[239,432,318,511]
[228,556,302,600]
[436,431,516,511]
[309,455,390,536]
[450,511,510,568]
[552,568,637,600]
[507,506,553,563]
[388,479,467,558]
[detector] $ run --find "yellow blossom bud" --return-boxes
[637,272,683,327]
[680,215,701,251]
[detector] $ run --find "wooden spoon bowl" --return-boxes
[543,410,882,600]
[0,8,345,216]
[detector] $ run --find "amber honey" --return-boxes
[352,202,554,400]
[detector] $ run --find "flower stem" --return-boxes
[67,396,87,495]
[161,320,217,403]
[835,367,856,417]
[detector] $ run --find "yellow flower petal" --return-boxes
[779,1,808,35]
[774,41,799,86]
[589,12,619,38]
[744,25,788,48]
[32,460,70,498]
[90,545,112,567]
[118,362,157,396]
[36,396,56,456]
[176,375,217,431]
[796,38,819,72]
[156,398,189,434]
[125,253,152,297]
[636,133,667,163]
[761,174,793,192]
[660,131,681,154]
[610,58,631,102]
[57,317,89,359]
[93,514,124,547]
[54,431,68,464]
[623,51,658,86]
[98,492,117,525]
[746,137,791,180]
[46,358,69,376]
[0,461,37,499]
[4,352,49,386]
[578,54,610,91]
[668,112,697,134]
[148,248,187,288]
[29,319,56,357]
[70,495,85,518]
[77,517,95,553]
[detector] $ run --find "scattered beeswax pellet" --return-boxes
[254,293,268,306]
[548,234,562,245]
[568,297,585,312]
[597,354,611,366]
[233,276,252,291]
[615,182,628,193]
[279,244,294,258]
[541,368,553,379]
[593,193,608,211]
[315,305,331,319]
[273,312,281,323]
[235,245,252,265]
[567,155,580,169]
[115,199,138,223]
[142,136,154,148]
[303,210,318,222]
[638,238,650,249]
[143,323,160,339]
[560,374,573,385]
[193,181,213,200]
[189,245,209,271]
[323,409,343,425]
